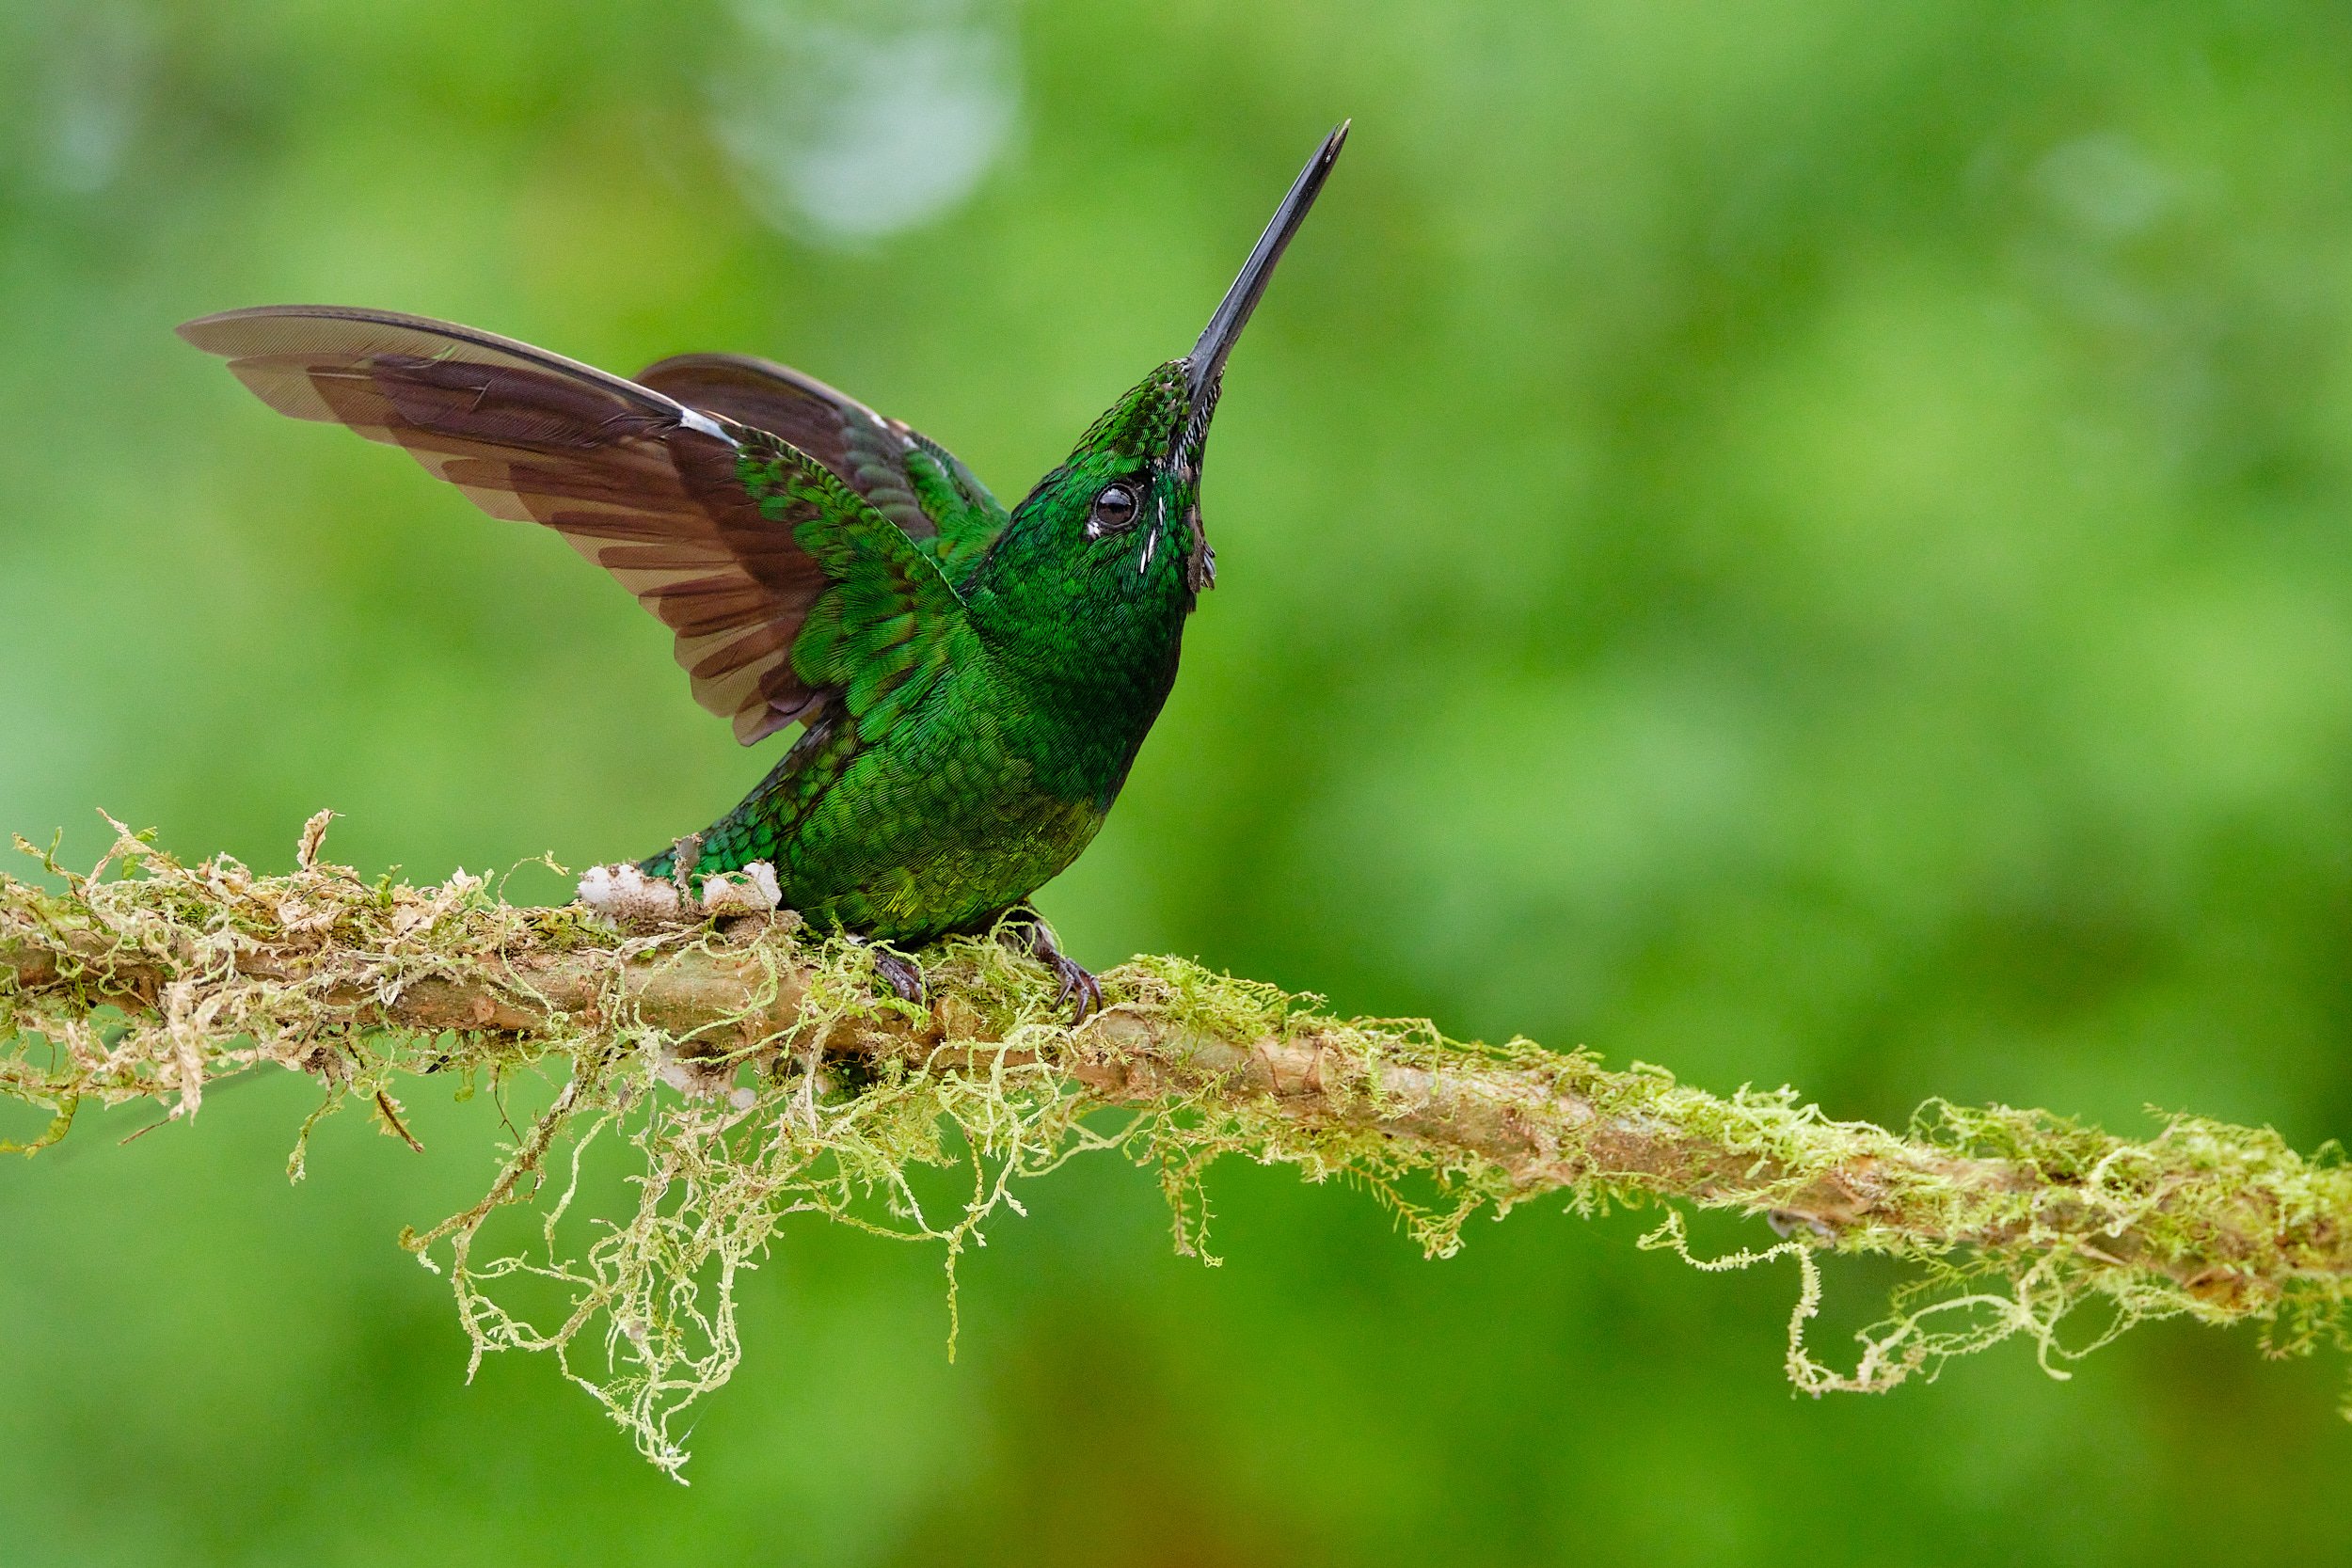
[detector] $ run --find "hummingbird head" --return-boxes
[986,123,1347,615]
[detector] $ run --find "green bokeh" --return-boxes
[6,0,2352,1560]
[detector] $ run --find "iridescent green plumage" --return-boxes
[179,126,1346,1005]
[653,362,1204,943]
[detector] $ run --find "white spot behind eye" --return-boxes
[678,407,735,444]
[1137,490,1167,575]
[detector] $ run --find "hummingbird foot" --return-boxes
[998,906,1103,1025]
[850,937,929,1011]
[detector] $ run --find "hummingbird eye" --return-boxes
[1088,483,1140,536]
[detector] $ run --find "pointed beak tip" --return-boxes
[1184,124,1351,403]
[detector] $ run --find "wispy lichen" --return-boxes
[3,814,2349,1476]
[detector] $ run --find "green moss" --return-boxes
[5,816,2351,1475]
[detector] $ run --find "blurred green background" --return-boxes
[5,0,2352,1560]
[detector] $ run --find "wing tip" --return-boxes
[176,307,265,355]
[177,304,395,357]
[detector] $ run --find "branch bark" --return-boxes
[3,819,2348,1463]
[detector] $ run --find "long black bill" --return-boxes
[1186,121,1348,403]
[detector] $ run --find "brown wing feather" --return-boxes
[633,352,937,540]
[178,306,830,744]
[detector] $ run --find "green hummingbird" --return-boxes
[179,124,1346,1017]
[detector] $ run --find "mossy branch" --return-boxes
[4,814,2349,1475]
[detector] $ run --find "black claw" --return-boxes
[999,906,1103,1024]
[860,942,928,1008]
[1051,957,1104,1024]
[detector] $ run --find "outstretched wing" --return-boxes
[634,353,1009,582]
[178,305,967,746]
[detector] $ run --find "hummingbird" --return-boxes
[179,124,1346,1019]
